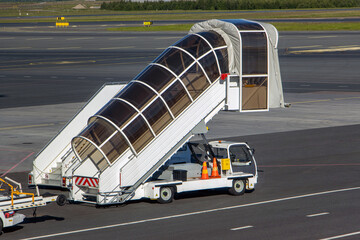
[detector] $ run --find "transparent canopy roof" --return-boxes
[71,20,274,171]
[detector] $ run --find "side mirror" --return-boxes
[251,148,255,154]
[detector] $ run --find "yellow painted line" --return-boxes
[29,60,96,66]
[333,96,360,100]
[0,47,31,50]
[329,45,359,49]
[99,46,135,50]
[289,46,360,54]
[154,37,181,40]
[109,37,136,40]
[289,45,322,49]
[291,96,360,105]
[0,123,58,131]
[291,99,331,104]
[308,35,337,39]
[26,38,53,41]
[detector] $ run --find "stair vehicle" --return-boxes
[0,177,64,233]
[29,19,284,205]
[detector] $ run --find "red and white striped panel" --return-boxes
[75,176,99,188]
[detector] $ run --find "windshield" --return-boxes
[213,148,228,158]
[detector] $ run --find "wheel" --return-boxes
[0,219,3,234]
[157,186,174,204]
[229,179,246,196]
[56,194,67,206]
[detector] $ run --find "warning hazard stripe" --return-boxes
[75,176,99,187]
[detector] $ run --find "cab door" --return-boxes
[228,144,256,175]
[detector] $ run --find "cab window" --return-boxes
[213,147,228,158]
[229,145,251,170]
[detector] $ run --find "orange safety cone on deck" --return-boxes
[200,161,209,180]
[210,157,221,178]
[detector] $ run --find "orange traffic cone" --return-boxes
[210,157,221,178]
[200,161,209,180]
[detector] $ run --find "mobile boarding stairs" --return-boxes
[29,19,284,206]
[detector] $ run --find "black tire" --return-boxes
[56,194,67,206]
[229,179,246,196]
[0,219,3,234]
[157,186,174,204]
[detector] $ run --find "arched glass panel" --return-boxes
[81,118,116,146]
[100,132,129,164]
[242,32,267,75]
[215,48,229,74]
[123,115,154,153]
[92,99,137,129]
[154,48,194,76]
[223,19,263,31]
[242,77,268,110]
[180,63,209,100]
[143,98,172,135]
[161,80,191,117]
[198,52,220,83]
[197,31,226,48]
[116,82,156,111]
[175,34,211,59]
[136,64,176,92]
[73,137,108,170]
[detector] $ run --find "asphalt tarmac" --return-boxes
[0,28,359,239]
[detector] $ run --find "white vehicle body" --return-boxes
[0,177,59,232]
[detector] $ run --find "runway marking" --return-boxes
[337,85,349,88]
[155,37,181,40]
[291,99,331,104]
[26,38,53,41]
[300,84,311,87]
[47,47,81,50]
[0,47,31,50]
[289,45,322,49]
[99,46,135,50]
[0,148,33,153]
[230,225,253,231]
[109,37,136,40]
[0,152,34,177]
[21,186,360,240]
[0,123,57,131]
[0,37,15,40]
[308,35,337,39]
[320,231,360,240]
[306,212,329,218]
[66,37,94,40]
[29,60,96,65]
[259,163,360,168]
[0,75,6,77]
[291,96,360,105]
[289,46,360,54]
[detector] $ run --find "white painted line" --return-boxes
[26,38,53,41]
[338,85,349,88]
[23,76,32,78]
[66,37,94,40]
[21,187,360,240]
[306,212,329,218]
[50,76,58,79]
[300,84,311,87]
[230,225,253,231]
[320,231,360,240]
